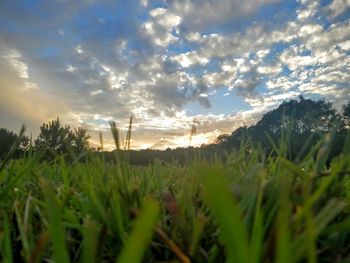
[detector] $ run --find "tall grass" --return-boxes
[0,127,349,262]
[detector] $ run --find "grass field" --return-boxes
[1,130,350,263]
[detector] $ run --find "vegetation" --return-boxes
[108,98,350,166]
[0,97,350,262]
[0,127,29,160]
[214,97,349,162]
[34,118,90,160]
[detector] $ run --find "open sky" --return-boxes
[0,0,349,149]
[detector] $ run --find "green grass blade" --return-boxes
[278,157,306,177]
[0,213,13,263]
[199,163,250,263]
[275,208,292,263]
[81,218,100,263]
[250,182,264,263]
[40,177,70,263]
[292,198,346,261]
[117,199,159,263]
[313,198,347,234]
[14,202,30,261]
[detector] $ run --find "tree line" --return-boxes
[214,96,350,162]
[106,96,350,165]
[0,97,349,164]
[0,118,90,161]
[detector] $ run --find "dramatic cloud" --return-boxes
[0,0,349,149]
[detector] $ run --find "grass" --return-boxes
[0,129,350,262]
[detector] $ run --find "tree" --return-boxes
[34,118,90,159]
[342,102,350,129]
[215,97,345,161]
[35,118,72,154]
[216,126,250,152]
[0,127,29,160]
[0,128,18,159]
[72,125,90,153]
[254,97,339,135]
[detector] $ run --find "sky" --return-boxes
[0,0,349,150]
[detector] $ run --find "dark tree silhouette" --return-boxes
[35,118,72,154]
[254,97,339,135]
[0,127,29,160]
[34,118,90,159]
[215,97,346,161]
[0,128,18,159]
[72,125,91,153]
[343,102,350,129]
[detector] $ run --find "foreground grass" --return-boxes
[1,132,350,262]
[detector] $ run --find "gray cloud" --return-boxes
[166,0,280,31]
[0,0,349,149]
[0,47,68,133]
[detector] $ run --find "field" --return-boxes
[1,131,350,263]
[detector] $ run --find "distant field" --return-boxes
[1,132,350,263]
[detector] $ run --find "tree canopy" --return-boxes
[254,97,338,134]
[0,127,29,160]
[215,97,349,162]
[34,118,90,159]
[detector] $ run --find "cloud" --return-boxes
[0,47,68,133]
[167,0,279,30]
[0,0,349,149]
[140,0,148,8]
[170,51,209,68]
[142,7,182,47]
[326,0,350,18]
[279,45,317,71]
[257,64,282,75]
[296,1,318,21]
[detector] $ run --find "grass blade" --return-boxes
[199,163,250,263]
[117,199,159,263]
[40,177,70,263]
[81,218,100,263]
[0,213,13,263]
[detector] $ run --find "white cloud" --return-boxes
[168,0,279,30]
[90,90,103,96]
[266,76,298,91]
[100,64,128,90]
[140,0,148,7]
[280,48,316,71]
[150,8,182,28]
[0,47,68,133]
[296,1,318,21]
[256,49,270,59]
[299,24,323,38]
[339,40,350,51]
[142,7,182,47]
[327,0,350,18]
[257,64,282,75]
[2,49,39,90]
[303,20,350,51]
[203,71,236,88]
[75,45,84,54]
[66,65,75,72]
[3,49,29,79]
[185,32,203,43]
[171,51,209,68]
